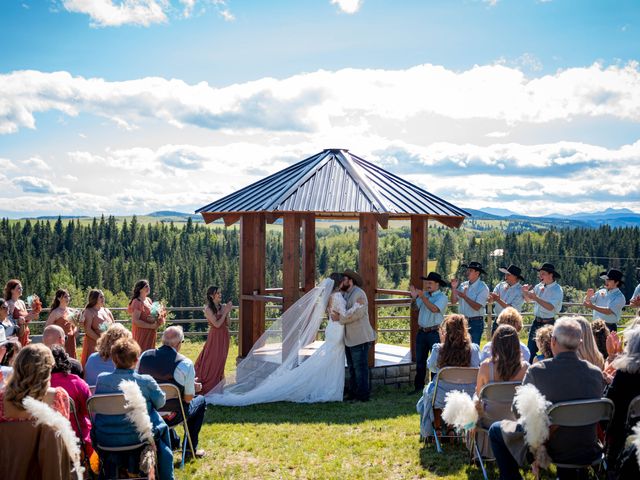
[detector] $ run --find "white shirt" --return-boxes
[532,281,563,319]
[591,287,626,324]
[492,281,525,316]
[456,279,489,318]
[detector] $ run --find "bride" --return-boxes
[205,273,363,406]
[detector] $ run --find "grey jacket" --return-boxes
[339,286,377,347]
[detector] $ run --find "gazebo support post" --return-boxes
[239,213,266,358]
[302,213,316,292]
[410,216,428,362]
[359,213,378,366]
[282,214,301,311]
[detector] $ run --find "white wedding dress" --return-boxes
[205,280,361,406]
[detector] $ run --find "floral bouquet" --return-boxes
[99,321,111,334]
[26,294,43,315]
[66,308,82,327]
[150,301,166,325]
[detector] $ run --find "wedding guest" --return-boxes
[49,345,93,455]
[479,307,530,362]
[0,328,16,389]
[0,336,21,367]
[522,263,563,362]
[128,280,163,353]
[417,314,480,438]
[450,262,490,345]
[0,298,18,338]
[42,325,83,377]
[408,272,449,394]
[80,289,115,367]
[591,319,610,360]
[94,337,173,480]
[575,316,605,370]
[532,324,554,364]
[584,268,627,332]
[46,289,78,359]
[84,323,132,386]
[604,326,640,468]
[629,267,640,308]
[4,279,38,346]
[195,286,233,395]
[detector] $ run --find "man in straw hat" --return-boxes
[408,272,449,394]
[522,262,564,362]
[583,268,627,332]
[331,269,376,402]
[450,261,490,345]
[488,264,526,334]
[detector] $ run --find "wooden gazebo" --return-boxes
[196,149,469,363]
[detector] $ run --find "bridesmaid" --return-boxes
[45,289,78,358]
[127,280,162,353]
[195,286,233,395]
[80,289,115,367]
[4,279,38,347]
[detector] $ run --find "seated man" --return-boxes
[138,326,207,458]
[488,317,605,480]
[43,325,83,377]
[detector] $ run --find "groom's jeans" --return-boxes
[346,342,371,401]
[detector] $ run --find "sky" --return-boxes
[1,0,640,218]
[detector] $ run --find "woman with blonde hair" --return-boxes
[84,323,132,386]
[532,324,554,363]
[480,307,530,362]
[575,316,605,370]
[80,289,115,367]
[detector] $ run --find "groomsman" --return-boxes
[523,262,564,362]
[450,261,490,345]
[488,264,525,332]
[408,272,448,394]
[583,268,627,332]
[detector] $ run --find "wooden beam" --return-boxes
[201,212,224,224]
[375,213,389,230]
[239,213,266,358]
[282,214,301,311]
[359,213,378,366]
[223,214,242,227]
[265,212,283,224]
[432,215,466,229]
[302,213,316,292]
[410,216,428,362]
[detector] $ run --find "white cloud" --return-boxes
[61,0,169,27]
[2,62,640,135]
[14,176,70,195]
[22,156,52,171]
[331,0,362,14]
[483,0,499,7]
[0,158,17,171]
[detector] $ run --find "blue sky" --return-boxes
[1,0,639,217]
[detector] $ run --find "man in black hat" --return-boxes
[522,262,564,362]
[488,264,526,332]
[583,268,627,332]
[450,261,490,345]
[408,272,449,394]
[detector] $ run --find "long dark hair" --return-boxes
[329,272,343,291]
[491,325,521,381]
[129,280,149,305]
[50,344,72,374]
[437,314,472,369]
[205,286,221,313]
[50,289,69,311]
[85,289,102,309]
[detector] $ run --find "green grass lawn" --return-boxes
[164,340,552,480]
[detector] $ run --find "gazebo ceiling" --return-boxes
[196,149,470,228]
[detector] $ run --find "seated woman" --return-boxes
[49,345,93,455]
[473,325,529,458]
[605,326,640,467]
[0,344,73,479]
[480,307,530,362]
[575,316,605,370]
[417,314,480,438]
[591,319,610,361]
[93,337,173,480]
[532,324,554,364]
[85,323,132,386]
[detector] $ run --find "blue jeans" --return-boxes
[415,330,440,390]
[345,342,371,401]
[488,422,523,480]
[186,395,207,450]
[468,317,484,345]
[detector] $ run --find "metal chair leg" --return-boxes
[475,442,489,480]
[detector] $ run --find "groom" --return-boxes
[332,269,377,402]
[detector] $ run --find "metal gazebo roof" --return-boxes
[196,148,470,228]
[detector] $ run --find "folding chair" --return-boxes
[68,397,94,477]
[89,385,96,395]
[470,381,520,480]
[157,383,196,467]
[429,366,479,453]
[546,398,615,479]
[87,393,156,480]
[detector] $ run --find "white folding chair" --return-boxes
[429,366,479,453]
[157,383,196,467]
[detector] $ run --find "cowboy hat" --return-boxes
[600,268,624,285]
[499,264,525,281]
[461,261,487,275]
[420,272,448,287]
[534,263,561,279]
[342,269,364,288]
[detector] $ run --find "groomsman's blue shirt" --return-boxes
[492,281,525,316]
[590,287,626,324]
[456,279,489,318]
[416,290,448,328]
[532,281,563,319]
